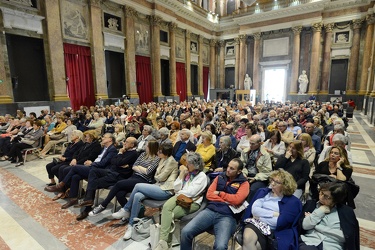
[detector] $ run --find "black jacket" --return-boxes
[73,140,102,164]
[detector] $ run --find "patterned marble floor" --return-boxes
[1,112,375,250]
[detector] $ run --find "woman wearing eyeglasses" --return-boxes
[299,182,359,250]
[242,169,302,250]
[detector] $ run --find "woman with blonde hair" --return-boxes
[298,133,316,169]
[113,124,125,144]
[274,140,310,198]
[242,169,302,250]
[195,131,216,171]
[169,121,180,145]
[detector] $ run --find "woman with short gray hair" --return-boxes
[158,127,172,145]
[137,125,156,152]
[156,152,208,250]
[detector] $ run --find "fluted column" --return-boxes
[347,19,363,94]
[253,33,261,92]
[234,37,240,89]
[124,7,139,100]
[218,40,225,89]
[308,23,322,94]
[149,15,163,98]
[321,23,334,94]
[185,30,192,97]
[239,35,247,90]
[89,0,107,98]
[359,15,375,95]
[169,22,178,96]
[0,31,12,103]
[291,26,302,94]
[198,36,204,96]
[209,39,217,89]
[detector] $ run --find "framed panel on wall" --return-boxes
[60,0,90,42]
[135,22,150,56]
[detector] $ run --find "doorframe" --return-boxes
[259,60,291,103]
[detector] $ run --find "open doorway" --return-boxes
[262,67,287,103]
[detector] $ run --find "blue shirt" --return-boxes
[174,142,187,162]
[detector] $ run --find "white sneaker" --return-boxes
[112,208,130,219]
[155,240,169,250]
[123,225,133,240]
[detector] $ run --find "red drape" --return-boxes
[135,55,153,103]
[203,66,209,100]
[63,43,95,110]
[176,62,187,102]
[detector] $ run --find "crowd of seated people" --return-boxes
[0,98,359,249]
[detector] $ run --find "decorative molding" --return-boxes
[209,39,217,47]
[148,15,163,26]
[366,14,375,25]
[263,37,289,57]
[218,40,225,48]
[259,60,291,66]
[253,33,261,40]
[324,23,335,33]
[124,6,138,18]
[234,37,240,45]
[90,0,101,8]
[169,22,178,31]
[239,34,247,43]
[185,30,191,38]
[0,7,45,34]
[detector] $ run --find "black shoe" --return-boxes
[46,183,56,186]
[76,211,89,221]
[10,160,17,163]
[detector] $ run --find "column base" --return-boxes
[128,93,139,99]
[0,95,13,104]
[357,90,367,95]
[95,94,108,99]
[318,91,329,95]
[346,90,357,95]
[288,92,298,95]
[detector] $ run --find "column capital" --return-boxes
[252,32,261,40]
[352,19,364,29]
[198,35,204,43]
[89,0,101,7]
[148,15,163,26]
[209,39,216,47]
[239,34,247,43]
[312,22,323,32]
[324,23,335,33]
[124,6,138,18]
[218,40,225,48]
[169,22,178,31]
[366,14,375,25]
[292,26,302,35]
[234,37,240,45]
[185,30,191,38]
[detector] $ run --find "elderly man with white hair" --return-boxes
[172,129,196,162]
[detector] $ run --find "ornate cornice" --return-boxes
[324,23,335,33]
[292,26,302,35]
[312,22,323,32]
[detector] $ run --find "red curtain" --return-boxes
[63,43,95,110]
[203,66,209,100]
[135,55,153,103]
[176,62,187,102]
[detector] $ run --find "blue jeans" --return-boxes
[181,208,237,250]
[124,183,172,226]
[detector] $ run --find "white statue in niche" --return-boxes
[244,74,252,90]
[298,70,309,94]
[191,42,197,52]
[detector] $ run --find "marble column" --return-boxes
[198,36,204,96]
[149,15,163,98]
[321,23,334,94]
[291,26,302,94]
[124,6,139,100]
[234,37,240,89]
[239,35,247,90]
[89,0,107,99]
[209,39,217,89]
[0,31,12,103]
[359,15,375,95]
[253,33,261,92]
[185,30,192,97]
[218,40,225,89]
[43,0,68,102]
[347,19,363,94]
[169,22,178,97]
[368,24,375,96]
[308,22,322,95]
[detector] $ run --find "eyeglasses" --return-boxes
[319,191,332,200]
[269,178,282,185]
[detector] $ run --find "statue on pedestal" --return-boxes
[298,70,309,94]
[244,74,252,90]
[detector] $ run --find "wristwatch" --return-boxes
[337,167,343,171]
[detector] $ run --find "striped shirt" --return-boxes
[133,152,160,183]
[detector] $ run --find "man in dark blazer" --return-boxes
[172,129,196,163]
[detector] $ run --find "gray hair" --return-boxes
[143,125,153,133]
[220,136,231,147]
[158,127,170,136]
[186,152,204,171]
[72,130,84,140]
[332,133,347,144]
[333,124,345,132]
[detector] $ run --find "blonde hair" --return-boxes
[269,169,297,196]
[299,133,314,149]
[201,130,213,143]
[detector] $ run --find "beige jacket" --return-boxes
[241,145,272,181]
[155,156,179,191]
